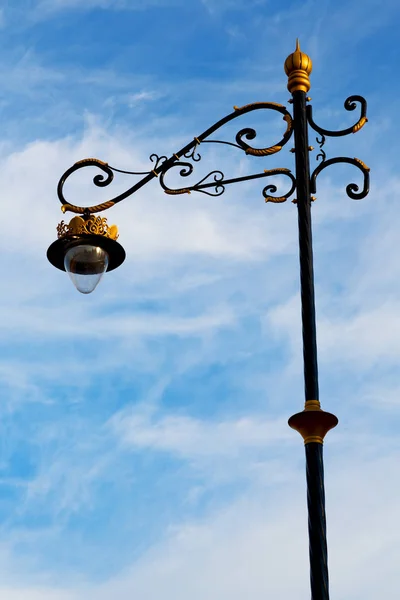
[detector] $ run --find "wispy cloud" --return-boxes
[111,406,291,457]
[34,0,183,17]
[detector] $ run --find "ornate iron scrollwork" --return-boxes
[262,169,296,203]
[56,102,295,214]
[315,134,326,163]
[310,157,370,200]
[306,95,369,200]
[159,161,296,203]
[56,94,369,214]
[307,95,368,138]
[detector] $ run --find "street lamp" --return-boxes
[47,41,370,599]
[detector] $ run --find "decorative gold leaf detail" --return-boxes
[265,196,288,203]
[74,158,108,166]
[57,214,119,240]
[283,113,293,133]
[352,116,368,133]
[354,157,370,172]
[164,189,191,195]
[56,221,70,237]
[69,216,86,234]
[108,225,119,240]
[263,168,291,174]
[246,145,282,156]
[61,201,115,215]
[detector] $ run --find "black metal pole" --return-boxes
[292,86,330,600]
[305,442,329,598]
[292,89,319,403]
[286,43,337,600]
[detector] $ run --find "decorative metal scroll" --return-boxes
[159,162,296,203]
[307,95,368,139]
[57,102,294,214]
[57,155,169,215]
[56,94,370,215]
[315,135,326,163]
[310,157,370,200]
[306,94,369,199]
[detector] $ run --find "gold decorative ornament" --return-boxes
[61,200,115,215]
[265,167,290,174]
[264,167,291,174]
[57,215,119,240]
[163,188,191,195]
[352,116,368,133]
[283,113,293,132]
[288,400,338,445]
[74,158,108,166]
[354,157,370,171]
[246,145,282,156]
[264,195,288,203]
[284,39,312,94]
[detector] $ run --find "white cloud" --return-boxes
[109,405,296,488]
[110,405,292,458]
[2,449,400,599]
[95,495,308,600]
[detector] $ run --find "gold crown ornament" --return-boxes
[56,214,119,240]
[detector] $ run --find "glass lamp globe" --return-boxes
[64,244,109,294]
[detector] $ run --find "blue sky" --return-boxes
[0,0,399,598]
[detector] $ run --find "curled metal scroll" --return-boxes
[159,161,224,197]
[57,155,168,214]
[57,102,294,214]
[310,157,370,200]
[262,168,296,203]
[58,159,116,215]
[307,95,368,138]
[160,161,296,203]
[233,105,293,155]
[184,140,202,162]
[316,135,326,163]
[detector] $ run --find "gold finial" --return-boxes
[284,39,312,94]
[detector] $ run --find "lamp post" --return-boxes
[47,42,370,599]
